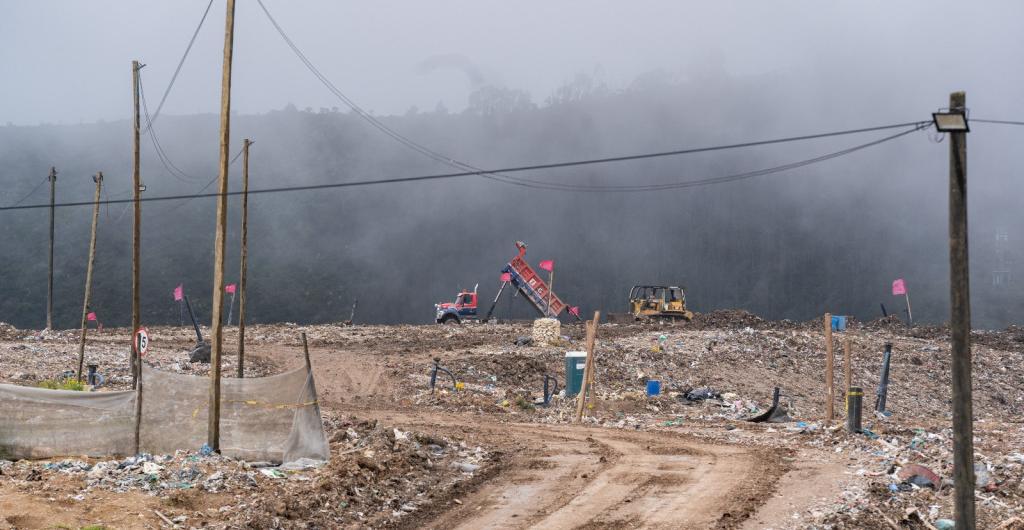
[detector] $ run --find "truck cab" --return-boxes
[435,288,478,324]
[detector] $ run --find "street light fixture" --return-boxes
[933,108,970,133]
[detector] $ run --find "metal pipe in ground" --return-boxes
[847,386,863,433]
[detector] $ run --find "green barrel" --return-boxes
[565,351,587,396]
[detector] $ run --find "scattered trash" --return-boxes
[683,387,720,402]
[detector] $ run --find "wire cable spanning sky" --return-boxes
[0,120,933,211]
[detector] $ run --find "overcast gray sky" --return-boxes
[1,1,1023,126]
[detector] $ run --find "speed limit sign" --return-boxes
[135,327,149,357]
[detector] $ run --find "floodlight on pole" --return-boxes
[933,108,970,133]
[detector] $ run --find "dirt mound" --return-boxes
[0,323,22,341]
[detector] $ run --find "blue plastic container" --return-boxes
[646,380,661,397]
[831,315,847,332]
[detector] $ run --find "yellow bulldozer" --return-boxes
[627,285,694,321]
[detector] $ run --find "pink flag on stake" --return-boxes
[173,284,183,301]
[568,306,580,317]
[538,260,554,272]
[225,283,237,294]
[500,272,511,283]
[86,312,97,322]
[892,278,907,296]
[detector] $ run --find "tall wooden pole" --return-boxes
[47,166,57,330]
[547,269,555,316]
[208,0,236,452]
[237,138,251,378]
[824,313,834,423]
[131,60,143,390]
[574,311,600,423]
[947,91,975,530]
[76,173,102,381]
[843,338,852,405]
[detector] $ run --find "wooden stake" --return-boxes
[575,311,600,423]
[905,292,914,326]
[844,338,852,403]
[76,173,102,381]
[301,331,322,419]
[131,60,142,390]
[47,166,56,331]
[824,313,834,423]
[237,139,251,378]
[208,0,236,452]
[947,90,975,530]
[547,269,554,316]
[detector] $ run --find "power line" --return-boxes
[255,0,932,193]
[139,73,206,183]
[163,145,246,212]
[973,118,1024,127]
[142,0,215,133]
[5,176,49,208]
[0,123,923,211]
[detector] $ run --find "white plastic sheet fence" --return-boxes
[0,364,328,462]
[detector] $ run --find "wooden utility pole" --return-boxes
[47,166,57,330]
[131,59,143,389]
[843,339,852,407]
[208,0,236,452]
[575,311,600,423]
[76,173,103,381]
[947,91,975,530]
[824,313,834,423]
[237,138,251,378]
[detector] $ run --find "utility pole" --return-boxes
[76,173,102,381]
[947,91,975,530]
[46,166,57,330]
[237,138,251,378]
[131,59,143,390]
[824,313,834,423]
[208,0,236,451]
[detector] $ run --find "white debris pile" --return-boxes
[531,318,561,345]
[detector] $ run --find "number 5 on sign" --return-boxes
[135,327,149,357]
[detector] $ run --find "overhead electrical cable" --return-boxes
[5,176,49,208]
[972,118,1024,126]
[254,0,934,192]
[142,0,215,133]
[139,74,206,183]
[0,123,924,211]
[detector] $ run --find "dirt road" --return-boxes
[300,339,795,530]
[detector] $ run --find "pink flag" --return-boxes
[173,284,183,301]
[568,306,580,317]
[500,272,511,283]
[87,312,97,322]
[892,278,907,296]
[225,283,237,294]
[538,260,554,272]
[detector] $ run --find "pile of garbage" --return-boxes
[0,448,264,497]
[224,415,495,528]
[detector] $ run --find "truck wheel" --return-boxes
[442,315,460,325]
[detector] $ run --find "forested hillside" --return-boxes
[1,71,1020,329]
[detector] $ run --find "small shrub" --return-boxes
[37,378,86,391]
[514,396,535,411]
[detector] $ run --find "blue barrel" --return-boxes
[646,380,661,397]
[831,315,847,331]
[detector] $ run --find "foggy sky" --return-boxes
[3,1,1024,330]
[2,1,1023,126]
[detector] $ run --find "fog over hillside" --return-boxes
[1,1,1023,329]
